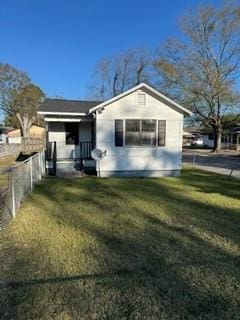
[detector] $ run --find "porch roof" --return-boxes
[38,98,102,115]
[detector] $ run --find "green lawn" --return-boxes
[0,157,16,170]
[0,157,16,188]
[1,169,240,319]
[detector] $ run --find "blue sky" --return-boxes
[0,0,221,100]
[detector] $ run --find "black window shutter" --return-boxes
[115,120,123,146]
[158,120,166,146]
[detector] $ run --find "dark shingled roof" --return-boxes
[38,98,102,114]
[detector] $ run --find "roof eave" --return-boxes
[38,111,87,116]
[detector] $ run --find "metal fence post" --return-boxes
[40,150,43,176]
[38,152,41,180]
[11,170,16,218]
[42,150,45,175]
[29,157,33,190]
[192,151,196,169]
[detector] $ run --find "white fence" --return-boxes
[0,150,45,230]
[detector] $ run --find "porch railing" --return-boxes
[80,141,94,161]
[46,142,57,175]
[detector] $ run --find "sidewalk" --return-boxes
[183,149,240,179]
[183,148,240,158]
[184,164,240,179]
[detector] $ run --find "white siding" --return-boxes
[7,136,22,144]
[96,90,183,175]
[202,134,214,148]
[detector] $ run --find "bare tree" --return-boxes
[88,49,153,100]
[154,3,240,151]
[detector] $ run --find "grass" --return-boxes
[0,157,16,170]
[0,157,16,188]
[0,169,240,319]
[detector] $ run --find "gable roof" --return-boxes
[38,83,192,117]
[38,98,102,115]
[89,83,192,116]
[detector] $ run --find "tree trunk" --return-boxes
[16,113,34,138]
[212,126,222,152]
[216,130,222,152]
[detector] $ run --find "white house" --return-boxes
[38,83,192,177]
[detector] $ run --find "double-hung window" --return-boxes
[115,119,166,147]
[141,120,157,146]
[125,120,141,146]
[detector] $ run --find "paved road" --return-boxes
[183,151,240,178]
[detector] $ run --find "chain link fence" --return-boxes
[0,150,45,230]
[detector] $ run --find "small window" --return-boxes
[65,123,79,145]
[136,92,146,106]
[158,120,166,146]
[115,120,123,147]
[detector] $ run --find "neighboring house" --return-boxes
[183,131,200,147]
[183,125,240,150]
[28,124,45,138]
[38,83,192,177]
[0,127,10,143]
[0,124,45,144]
[0,126,21,144]
[202,131,214,148]
[185,128,213,148]
[7,128,22,144]
[228,126,240,151]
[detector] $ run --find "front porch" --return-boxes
[228,130,240,151]
[46,120,96,174]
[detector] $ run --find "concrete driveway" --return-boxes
[182,149,240,178]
